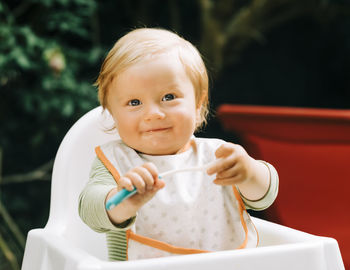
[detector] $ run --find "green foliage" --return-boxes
[0,0,101,173]
[0,1,102,268]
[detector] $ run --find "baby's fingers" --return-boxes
[143,162,164,188]
[124,172,146,194]
[141,163,165,190]
[133,166,154,191]
[118,176,134,191]
[142,162,158,180]
[215,143,235,158]
[216,165,239,179]
[154,178,165,190]
[207,156,236,175]
[213,174,242,186]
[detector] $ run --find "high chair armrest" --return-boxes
[22,229,102,270]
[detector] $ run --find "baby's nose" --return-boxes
[144,105,165,121]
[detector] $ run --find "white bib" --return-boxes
[98,138,258,260]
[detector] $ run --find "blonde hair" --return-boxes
[95,28,209,128]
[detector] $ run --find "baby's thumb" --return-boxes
[215,143,233,158]
[155,178,165,190]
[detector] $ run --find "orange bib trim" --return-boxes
[95,146,121,182]
[127,230,209,255]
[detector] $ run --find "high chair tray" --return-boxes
[22,217,344,270]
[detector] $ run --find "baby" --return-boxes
[79,28,278,261]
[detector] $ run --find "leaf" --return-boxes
[61,100,74,117]
[12,48,31,69]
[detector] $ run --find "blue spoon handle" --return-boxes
[106,188,137,210]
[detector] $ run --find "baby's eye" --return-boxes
[128,99,142,106]
[162,93,176,101]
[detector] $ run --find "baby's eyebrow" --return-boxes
[119,94,140,100]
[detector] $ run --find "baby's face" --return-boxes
[107,54,200,155]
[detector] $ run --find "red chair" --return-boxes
[217,104,350,268]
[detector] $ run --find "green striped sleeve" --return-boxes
[78,157,135,260]
[239,161,279,211]
[106,230,128,261]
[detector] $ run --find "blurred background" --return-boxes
[0,0,349,269]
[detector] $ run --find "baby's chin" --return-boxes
[135,147,180,156]
[132,143,186,156]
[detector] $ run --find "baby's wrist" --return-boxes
[107,202,138,225]
[237,158,269,201]
[112,215,136,228]
[105,188,139,224]
[246,157,260,183]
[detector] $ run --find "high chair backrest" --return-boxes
[46,106,118,260]
[217,104,350,269]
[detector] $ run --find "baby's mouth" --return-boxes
[144,127,171,133]
[149,128,169,132]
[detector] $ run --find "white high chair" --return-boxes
[21,107,345,270]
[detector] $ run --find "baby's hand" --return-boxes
[207,143,255,186]
[119,162,163,194]
[106,162,165,224]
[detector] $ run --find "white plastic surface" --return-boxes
[21,107,345,270]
